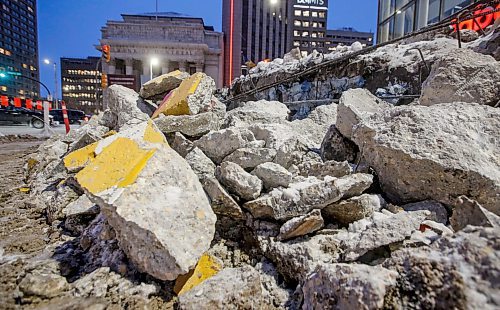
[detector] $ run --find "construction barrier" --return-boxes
[0,95,54,110]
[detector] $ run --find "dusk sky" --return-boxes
[38,0,378,97]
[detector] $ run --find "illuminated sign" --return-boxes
[297,0,325,5]
[453,4,500,32]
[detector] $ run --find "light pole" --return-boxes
[44,59,59,109]
[150,57,159,80]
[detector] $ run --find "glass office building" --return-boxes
[377,0,477,43]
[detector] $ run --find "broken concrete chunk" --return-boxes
[216,162,262,201]
[244,173,373,221]
[222,147,277,170]
[251,162,292,190]
[154,112,220,138]
[194,128,256,164]
[223,100,290,128]
[402,200,448,224]
[258,234,342,282]
[139,70,190,100]
[164,132,195,158]
[302,263,397,310]
[336,88,391,139]
[385,226,500,309]
[320,125,358,162]
[352,102,500,214]
[450,196,500,231]
[339,210,429,262]
[297,160,351,179]
[174,253,223,296]
[103,85,150,130]
[278,209,324,241]
[154,72,216,116]
[73,121,216,281]
[202,177,244,219]
[323,194,384,225]
[420,49,500,106]
[178,266,263,310]
[185,147,216,182]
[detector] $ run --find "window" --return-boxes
[303,10,310,17]
[312,11,318,17]
[293,41,300,47]
[319,12,325,18]
[302,31,309,37]
[303,21,310,27]
[294,20,301,26]
[294,10,301,16]
[312,22,318,28]
[311,32,318,38]
[294,30,300,37]
[428,0,441,24]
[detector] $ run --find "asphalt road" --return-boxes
[0,124,82,137]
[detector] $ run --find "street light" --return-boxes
[150,57,159,80]
[270,0,278,4]
[43,58,59,109]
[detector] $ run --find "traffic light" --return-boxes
[102,45,111,63]
[101,73,108,89]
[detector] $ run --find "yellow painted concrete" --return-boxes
[63,142,98,171]
[174,253,222,296]
[76,137,156,194]
[143,120,167,144]
[156,73,203,116]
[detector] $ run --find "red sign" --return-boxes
[108,74,138,91]
[1,96,8,107]
[25,99,33,109]
[453,4,500,32]
[13,97,21,108]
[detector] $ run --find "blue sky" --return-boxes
[38,0,378,97]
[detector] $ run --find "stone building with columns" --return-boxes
[98,12,224,90]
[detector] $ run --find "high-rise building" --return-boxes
[324,28,374,51]
[60,57,102,114]
[377,0,499,43]
[99,13,223,89]
[223,0,329,86]
[289,0,329,56]
[0,0,39,99]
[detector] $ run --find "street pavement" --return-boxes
[0,124,82,138]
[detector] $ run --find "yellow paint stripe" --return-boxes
[174,254,222,296]
[157,73,204,116]
[76,137,156,194]
[63,142,98,171]
[143,120,167,144]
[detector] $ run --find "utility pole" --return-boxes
[53,62,59,109]
[156,0,158,21]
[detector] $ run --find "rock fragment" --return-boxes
[352,102,500,214]
[154,72,216,116]
[320,124,358,162]
[222,147,277,170]
[154,112,220,137]
[194,128,255,164]
[323,194,384,225]
[420,49,500,106]
[302,263,397,310]
[71,121,216,280]
[336,88,391,139]
[185,147,216,182]
[278,209,324,241]
[244,173,373,221]
[297,160,351,179]
[178,266,263,310]
[450,196,500,231]
[216,162,262,201]
[223,100,290,127]
[402,200,448,224]
[139,70,190,100]
[251,162,292,190]
[202,177,244,219]
[103,85,149,130]
[164,132,195,157]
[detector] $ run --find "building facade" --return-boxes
[289,0,329,56]
[0,0,39,99]
[324,27,374,51]
[223,0,328,86]
[99,12,224,90]
[60,57,102,114]
[377,0,499,43]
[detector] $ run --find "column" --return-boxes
[195,62,204,73]
[162,61,171,74]
[108,58,116,75]
[179,61,187,72]
[125,59,134,76]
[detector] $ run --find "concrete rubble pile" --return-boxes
[15,33,500,309]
